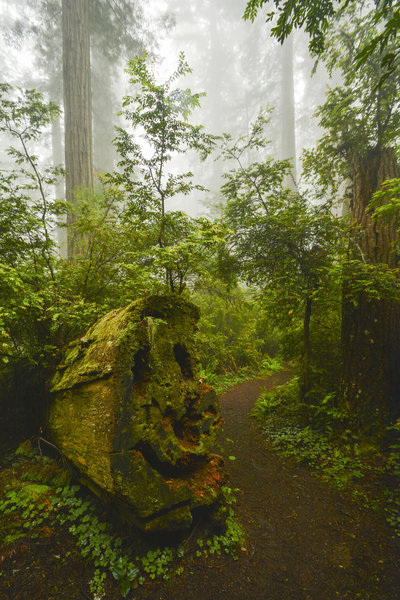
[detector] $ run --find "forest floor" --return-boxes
[1,372,400,600]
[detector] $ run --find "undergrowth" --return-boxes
[202,356,283,395]
[0,444,243,599]
[253,377,400,535]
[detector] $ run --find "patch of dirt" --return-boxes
[1,373,400,600]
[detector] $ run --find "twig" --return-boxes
[183,520,201,550]
[37,433,66,465]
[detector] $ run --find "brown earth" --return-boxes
[1,372,400,600]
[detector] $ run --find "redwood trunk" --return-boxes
[52,115,67,258]
[280,34,297,191]
[62,0,93,258]
[340,148,400,431]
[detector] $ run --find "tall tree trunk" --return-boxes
[62,0,93,258]
[51,115,67,259]
[340,148,400,432]
[207,0,225,189]
[280,34,297,192]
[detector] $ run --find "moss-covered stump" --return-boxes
[48,295,224,532]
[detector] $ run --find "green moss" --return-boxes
[143,505,193,532]
[49,295,223,532]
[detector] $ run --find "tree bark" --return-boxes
[280,34,297,192]
[51,115,68,259]
[62,0,93,258]
[340,148,400,432]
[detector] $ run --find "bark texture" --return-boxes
[340,148,400,431]
[280,34,297,191]
[52,116,67,258]
[62,0,93,257]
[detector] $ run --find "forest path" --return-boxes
[2,374,400,600]
[143,372,400,600]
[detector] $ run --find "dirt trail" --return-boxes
[143,373,400,600]
[2,374,400,600]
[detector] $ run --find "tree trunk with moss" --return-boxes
[340,148,400,432]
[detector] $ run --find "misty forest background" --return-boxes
[1,0,400,583]
[1,0,400,597]
[1,0,400,433]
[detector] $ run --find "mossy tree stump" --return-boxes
[49,296,224,532]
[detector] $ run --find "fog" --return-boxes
[0,0,330,216]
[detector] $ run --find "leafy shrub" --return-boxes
[253,378,367,488]
[252,377,300,421]
[194,285,279,379]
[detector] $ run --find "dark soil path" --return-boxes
[2,373,400,600]
[142,373,400,600]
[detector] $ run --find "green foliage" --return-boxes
[0,77,225,371]
[253,379,368,487]
[337,258,399,302]
[0,448,244,598]
[262,356,283,374]
[370,178,400,226]
[140,547,173,580]
[221,110,342,297]
[384,420,400,536]
[302,2,400,197]
[265,423,366,488]
[220,111,343,397]
[196,486,243,559]
[252,377,300,421]
[253,380,400,535]
[109,53,218,293]
[0,85,135,366]
[0,84,62,364]
[243,0,400,79]
[121,212,227,295]
[253,377,369,486]
[194,285,276,381]
[243,0,336,54]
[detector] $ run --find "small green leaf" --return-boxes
[120,579,131,598]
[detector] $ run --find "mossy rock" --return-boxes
[48,295,224,532]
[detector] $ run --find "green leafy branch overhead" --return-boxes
[243,0,400,80]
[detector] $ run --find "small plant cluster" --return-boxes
[384,420,400,536]
[196,486,243,560]
[203,370,257,396]
[1,478,185,598]
[252,377,299,422]
[253,379,400,536]
[253,379,367,489]
[200,356,283,397]
[0,448,244,598]
[0,477,181,597]
[0,484,54,545]
[262,423,365,488]
[0,481,137,598]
